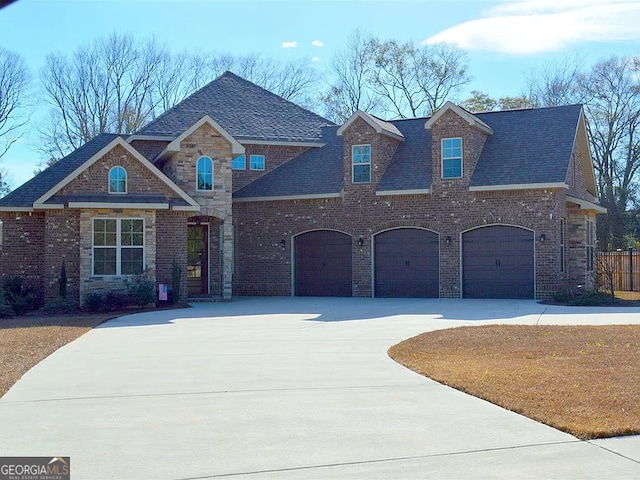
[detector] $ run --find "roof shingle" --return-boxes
[137,72,334,142]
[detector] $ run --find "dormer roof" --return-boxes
[425,101,494,136]
[337,110,405,142]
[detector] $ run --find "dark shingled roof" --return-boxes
[137,71,334,142]
[235,104,583,199]
[471,104,582,186]
[0,134,122,208]
[378,118,431,192]
[233,126,343,198]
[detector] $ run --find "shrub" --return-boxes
[3,275,40,315]
[0,297,14,319]
[83,291,106,312]
[41,297,79,315]
[104,290,132,311]
[126,274,155,308]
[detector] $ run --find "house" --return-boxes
[0,72,605,305]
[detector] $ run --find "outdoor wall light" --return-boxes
[539,233,546,243]
[357,236,364,247]
[279,239,286,249]
[445,236,452,244]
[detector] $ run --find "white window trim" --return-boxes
[232,154,246,171]
[196,156,214,191]
[92,218,145,277]
[441,137,463,179]
[352,144,371,184]
[249,154,266,171]
[108,166,127,194]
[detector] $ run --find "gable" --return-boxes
[34,137,199,211]
[57,144,179,198]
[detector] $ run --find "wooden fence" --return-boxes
[597,249,640,292]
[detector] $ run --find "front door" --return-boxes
[187,224,209,295]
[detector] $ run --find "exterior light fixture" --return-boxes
[357,236,364,247]
[279,239,286,249]
[445,236,452,244]
[539,233,546,243]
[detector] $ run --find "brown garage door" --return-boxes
[375,228,439,298]
[462,226,534,299]
[295,230,352,297]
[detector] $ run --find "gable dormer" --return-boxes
[337,111,404,192]
[425,102,493,190]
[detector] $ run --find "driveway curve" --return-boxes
[1,298,639,479]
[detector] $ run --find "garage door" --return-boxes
[375,228,439,297]
[295,230,352,297]
[462,226,534,299]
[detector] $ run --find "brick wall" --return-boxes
[129,140,170,161]
[0,212,45,299]
[233,109,578,299]
[44,210,80,302]
[59,144,178,199]
[156,210,189,304]
[232,144,309,192]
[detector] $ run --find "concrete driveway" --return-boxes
[0,298,639,479]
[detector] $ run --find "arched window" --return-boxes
[109,166,127,193]
[197,156,213,191]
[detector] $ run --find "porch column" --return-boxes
[222,218,233,300]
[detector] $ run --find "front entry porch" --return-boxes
[187,216,228,300]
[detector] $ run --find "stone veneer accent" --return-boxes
[162,122,234,299]
[78,209,156,303]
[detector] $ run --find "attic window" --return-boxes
[250,155,265,171]
[232,155,246,170]
[442,138,462,179]
[109,166,127,194]
[352,145,371,184]
[197,156,213,191]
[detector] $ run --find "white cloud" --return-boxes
[281,41,298,48]
[423,0,640,55]
[311,56,321,62]
[311,40,324,47]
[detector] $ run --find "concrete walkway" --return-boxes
[0,298,639,479]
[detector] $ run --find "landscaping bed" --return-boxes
[388,324,640,439]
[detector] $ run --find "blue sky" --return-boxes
[2,0,640,186]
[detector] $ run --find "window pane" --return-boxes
[443,158,462,178]
[232,155,246,170]
[94,248,117,275]
[94,219,116,246]
[121,248,144,275]
[109,167,126,193]
[197,157,213,190]
[353,145,371,164]
[353,164,370,183]
[250,155,265,170]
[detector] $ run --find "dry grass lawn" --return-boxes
[0,313,116,397]
[389,325,640,439]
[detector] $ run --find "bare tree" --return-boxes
[321,30,382,123]
[526,57,584,107]
[368,39,470,118]
[528,55,640,248]
[581,57,640,248]
[39,33,170,164]
[0,47,30,160]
